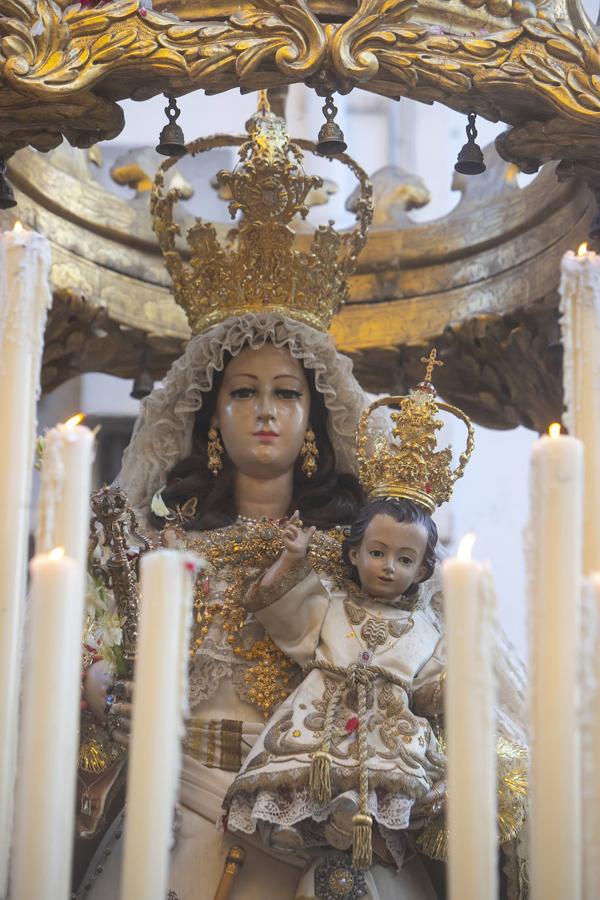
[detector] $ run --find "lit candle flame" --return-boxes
[577,242,588,257]
[12,221,23,233]
[548,422,562,439]
[48,547,65,561]
[457,532,476,561]
[64,412,85,430]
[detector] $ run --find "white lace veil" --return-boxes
[117,312,371,512]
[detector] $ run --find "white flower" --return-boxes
[151,488,173,519]
[85,574,107,617]
[97,613,123,649]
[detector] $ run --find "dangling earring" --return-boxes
[301,427,318,478]
[207,426,224,476]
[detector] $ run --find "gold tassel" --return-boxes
[352,813,373,870]
[309,750,332,803]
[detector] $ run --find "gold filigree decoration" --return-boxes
[416,732,528,859]
[78,715,125,774]
[151,100,373,334]
[356,354,475,512]
[2,0,600,176]
[0,0,326,155]
[175,518,347,716]
[0,0,326,94]
[331,3,600,127]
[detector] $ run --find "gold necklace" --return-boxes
[165,519,348,716]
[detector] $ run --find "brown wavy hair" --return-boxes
[341,498,438,596]
[151,351,365,531]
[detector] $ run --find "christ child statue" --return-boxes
[223,497,448,871]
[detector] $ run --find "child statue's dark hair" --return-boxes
[341,498,438,596]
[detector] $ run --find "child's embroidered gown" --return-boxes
[225,559,446,867]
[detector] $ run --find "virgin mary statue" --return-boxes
[77,97,528,900]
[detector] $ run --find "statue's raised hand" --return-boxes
[282,510,316,558]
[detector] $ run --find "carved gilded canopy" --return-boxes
[1,0,600,180]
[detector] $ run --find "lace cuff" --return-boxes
[244,557,313,612]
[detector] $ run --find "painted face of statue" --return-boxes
[213,344,311,479]
[349,514,429,600]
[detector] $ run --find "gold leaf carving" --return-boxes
[1,0,600,172]
[461,38,498,57]
[332,0,419,81]
[546,37,581,63]
[576,91,600,110]
[1,0,326,94]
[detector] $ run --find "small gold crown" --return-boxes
[151,92,373,335]
[357,351,475,513]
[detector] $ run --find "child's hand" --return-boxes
[282,510,316,558]
[409,779,446,825]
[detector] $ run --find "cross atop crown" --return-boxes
[420,348,443,385]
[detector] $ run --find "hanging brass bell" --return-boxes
[156,95,186,157]
[0,157,17,210]
[454,112,486,176]
[130,367,154,400]
[316,95,347,156]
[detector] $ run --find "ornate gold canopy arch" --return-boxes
[1,0,600,180]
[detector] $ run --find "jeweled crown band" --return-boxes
[369,484,436,514]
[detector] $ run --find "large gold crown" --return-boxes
[357,352,475,514]
[151,94,373,335]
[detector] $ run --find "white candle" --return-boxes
[442,534,497,900]
[560,245,600,573]
[528,426,583,900]
[10,548,79,900]
[120,549,196,900]
[36,415,95,592]
[582,574,600,900]
[31,415,94,894]
[0,223,52,895]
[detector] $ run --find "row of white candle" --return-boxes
[8,416,195,900]
[440,242,600,900]
[442,421,584,900]
[561,243,600,900]
[0,223,194,900]
[3,222,600,900]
